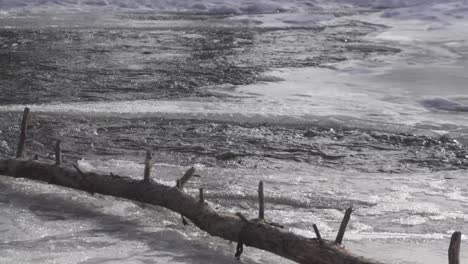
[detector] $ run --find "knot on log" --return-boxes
[55,140,62,166]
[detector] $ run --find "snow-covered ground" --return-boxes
[1,0,468,264]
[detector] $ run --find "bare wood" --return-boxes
[235,241,244,259]
[73,163,85,176]
[177,167,197,189]
[258,181,264,220]
[313,224,322,242]
[143,150,152,183]
[199,188,204,204]
[449,231,461,264]
[176,167,197,226]
[236,212,249,224]
[336,207,353,245]
[0,159,385,264]
[16,107,30,159]
[55,140,62,166]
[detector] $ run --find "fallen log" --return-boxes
[0,158,382,264]
[2,108,462,264]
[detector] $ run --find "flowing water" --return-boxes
[0,1,468,263]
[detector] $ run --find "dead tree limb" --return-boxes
[0,159,385,264]
[16,107,30,159]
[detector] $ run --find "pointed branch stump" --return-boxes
[199,188,204,204]
[258,181,265,220]
[313,224,322,242]
[143,150,152,183]
[177,167,196,189]
[235,212,248,260]
[236,212,249,224]
[16,107,30,159]
[73,163,85,176]
[336,207,353,245]
[176,167,198,227]
[449,231,461,264]
[55,140,62,166]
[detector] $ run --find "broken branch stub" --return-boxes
[199,188,204,204]
[313,224,322,242]
[258,181,265,220]
[16,107,30,159]
[177,167,196,189]
[449,231,461,264]
[176,167,198,226]
[55,140,62,166]
[143,150,152,183]
[336,207,353,245]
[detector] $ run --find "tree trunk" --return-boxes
[0,158,383,264]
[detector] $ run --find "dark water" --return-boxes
[0,10,466,173]
[0,11,395,105]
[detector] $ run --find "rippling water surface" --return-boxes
[1,1,468,263]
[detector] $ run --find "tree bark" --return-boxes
[0,158,384,264]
